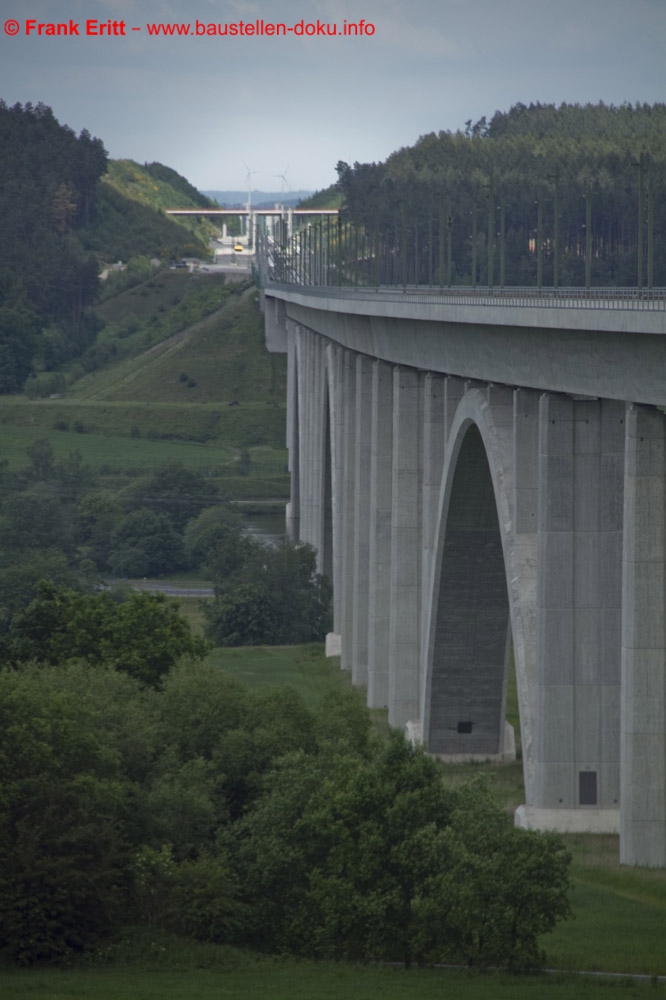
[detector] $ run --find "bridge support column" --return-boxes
[368,360,393,708]
[421,374,446,676]
[621,405,666,866]
[531,394,623,830]
[308,333,328,571]
[325,343,345,644]
[389,367,422,727]
[326,344,344,644]
[513,388,540,799]
[286,322,300,541]
[352,355,373,686]
[297,329,317,545]
[340,351,357,671]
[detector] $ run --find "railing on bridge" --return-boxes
[265,280,666,311]
[257,225,666,311]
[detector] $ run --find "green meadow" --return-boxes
[0,272,289,493]
[2,953,665,1000]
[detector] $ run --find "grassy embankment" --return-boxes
[0,271,290,499]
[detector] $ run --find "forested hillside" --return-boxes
[0,102,210,393]
[335,102,666,287]
[97,159,219,255]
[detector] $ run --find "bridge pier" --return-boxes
[275,291,666,866]
[367,360,393,708]
[340,351,356,673]
[523,395,624,832]
[352,355,373,686]
[389,367,423,727]
[621,405,666,866]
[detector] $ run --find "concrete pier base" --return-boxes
[515,805,620,835]
[325,633,342,657]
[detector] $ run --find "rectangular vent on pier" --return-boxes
[579,770,598,806]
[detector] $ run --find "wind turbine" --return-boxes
[244,164,259,210]
[274,165,290,197]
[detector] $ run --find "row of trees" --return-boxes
[0,447,219,623]
[0,445,328,647]
[0,654,572,969]
[318,102,666,289]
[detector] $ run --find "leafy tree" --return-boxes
[0,549,78,633]
[0,665,138,964]
[26,438,55,480]
[130,845,241,943]
[227,732,572,969]
[409,779,572,970]
[4,583,209,686]
[126,461,219,532]
[156,664,318,834]
[206,582,280,646]
[206,541,331,646]
[183,503,243,571]
[76,490,122,568]
[109,507,186,577]
[0,486,74,556]
[0,299,40,392]
[53,449,95,500]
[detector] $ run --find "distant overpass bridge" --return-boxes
[166,206,338,245]
[263,275,666,868]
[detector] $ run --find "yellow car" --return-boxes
[233,243,244,253]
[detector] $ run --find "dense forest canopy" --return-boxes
[0,101,210,393]
[0,101,107,390]
[333,102,666,288]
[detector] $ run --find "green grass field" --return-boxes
[208,642,351,708]
[73,278,285,407]
[1,942,664,1000]
[0,273,289,495]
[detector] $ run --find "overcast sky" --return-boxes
[1,0,665,194]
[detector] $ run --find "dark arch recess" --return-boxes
[428,424,510,755]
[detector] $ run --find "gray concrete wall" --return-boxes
[389,367,423,727]
[535,396,623,814]
[621,406,666,866]
[367,360,393,708]
[273,291,666,406]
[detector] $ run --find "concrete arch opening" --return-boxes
[426,423,512,757]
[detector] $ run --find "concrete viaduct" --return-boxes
[263,282,666,867]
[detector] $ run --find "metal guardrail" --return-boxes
[266,281,666,312]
